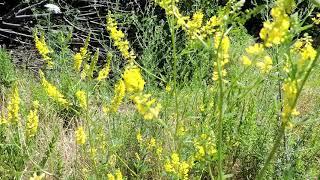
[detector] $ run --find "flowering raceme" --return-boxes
[131,94,162,120]
[76,90,87,109]
[75,126,86,145]
[213,32,230,81]
[39,71,70,107]
[26,101,40,138]
[7,84,20,123]
[74,34,90,72]
[97,53,112,81]
[104,80,126,113]
[123,66,145,94]
[34,31,54,67]
[106,16,136,62]
[164,153,192,180]
[259,0,294,47]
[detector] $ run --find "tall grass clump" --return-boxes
[1,0,320,179]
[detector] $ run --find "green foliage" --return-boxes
[0,48,16,87]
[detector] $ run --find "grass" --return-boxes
[1,0,320,179]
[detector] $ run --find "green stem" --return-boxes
[256,46,320,179]
[169,16,179,139]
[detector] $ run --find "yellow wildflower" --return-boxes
[115,169,123,180]
[256,55,273,73]
[213,32,230,81]
[312,13,320,24]
[245,43,265,55]
[104,80,126,113]
[73,53,83,72]
[29,173,45,180]
[201,16,221,38]
[76,90,87,109]
[7,84,20,123]
[259,0,293,47]
[75,126,86,145]
[107,174,115,180]
[74,34,90,72]
[39,71,70,107]
[136,131,143,143]
[26,101,40,138]
[165,84,172,92]
[131,94,161,120]
[123,66,145,93]
[106,16,136,62]
[164,153,191,180]
[97,53,112,81]
[81,63,90,80]
[34,31,53,67]
[241,55,252,66]
[282,79,298,120]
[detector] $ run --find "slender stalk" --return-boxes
[257,47,320,179]
[169,16,179,138]
[216,38,225,180]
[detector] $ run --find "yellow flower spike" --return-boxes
[259,1,292,47]
[75,90,87,109]
[26,101,40,138]
[136,131,143,143]
[131,94,161,120]
[7,84,20,124]
[106,16,136,62]
[122,66,145,93]
[88,48,99,79]
[75,126,86,145]
[97,52,112,81]
[245,43,265,55]
[104,80,126,113]
[34,30,53,67]
[164,153,192,179]
[73,53,83,72]
[107,174,115,180]
[29,172,45,180]
[115,169,123,180]
[256,55,273,74]
[213,32,230,82]
[81,63,90,80]
[312,13,320,24]
[241,55,252,66]
[39,70,70,107]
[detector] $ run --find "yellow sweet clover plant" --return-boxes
[26,101,40,139]
[39,70,70,107]
[34,30,54,68]
[7,84,20,124]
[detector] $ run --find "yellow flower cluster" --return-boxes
[259,0,294,47]
[74,34,90,72]
[106,16,136,62]
[29,173,45,180]
[282,79,299,120]
[97,53,112,81]
[131,94,162,120]
[193,134,217,161]
[164,153,191,180]
[7,84,20,124]
[104,80,126,113]
[26,101,40,138]
[240,43,273,74]
[107,169,123,180]
[155,0,221,40]
[213,33,230,81]
[104,65,161,120]
[256,56,273,74]
[75,126,86,145]
[312,13,320,24]
[39,71,70,107]
[76,90,87,109]
[34,31,53,67]
[123,66,145,94]
[291,35,317,69]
